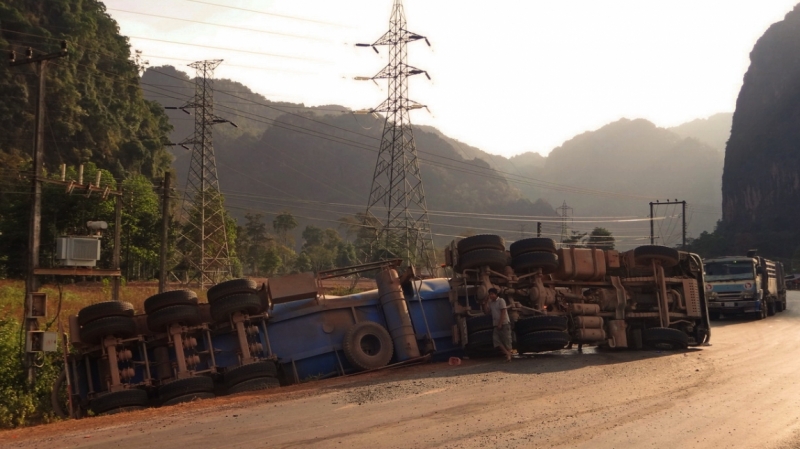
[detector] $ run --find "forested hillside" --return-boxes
[142,66,558,249]
[0,0,172,176]
[0,0,173,278]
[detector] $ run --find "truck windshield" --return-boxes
[704,262,755,281]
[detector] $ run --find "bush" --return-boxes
[0,317,61,428]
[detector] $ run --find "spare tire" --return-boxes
[457,234,505,255]
[78,301,134,327]
[512,251,559,274]
[144,290,198,315]
[458,249,509,272]
[510,238,557,257]
[342,321,394,371]
[208,279,259,303]
[633,245,680,268]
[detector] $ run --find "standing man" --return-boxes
[486,287,513,362]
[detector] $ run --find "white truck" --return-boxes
[704,252,787,320]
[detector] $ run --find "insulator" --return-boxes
[182,337,197,349]
[117,349,133,362]
[185,355,200,367]
[119,367,136,381]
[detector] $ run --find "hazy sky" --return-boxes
[106,0,799,158]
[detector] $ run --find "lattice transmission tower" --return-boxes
[558,201,574,243]
[169,60,237,287]
[356,0,436,273]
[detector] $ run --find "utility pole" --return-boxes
[356,0,436,274]
[168,60,237,288]
[9,41,68,385]
[159,171,171,293]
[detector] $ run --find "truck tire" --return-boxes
[510,238,557,257]
[458,249,509,272]
[78,301,134,327]
[224,361,278,389]
[708,311,721,321]
[515,316,568,334]
[209,293,264,323]
[643,327,688,350]
[466,315,493,333]
[342,321,394,371]
[80,316,137,344]
[144,290,198,315]
[162,392,215,407]
[512,251,559,274]
[464,329,496,358]
[767,300,776,316]
[147,305,203,333]
[158,376,215,403]
[208,279,259,303]
[517,330,570,353]
[227,377,280,394]
[633,245,680,268]
[90,389,149,415]
[457,234,505,255]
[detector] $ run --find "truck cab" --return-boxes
[704,255,786,320]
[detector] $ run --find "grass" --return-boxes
[0,280,206,325]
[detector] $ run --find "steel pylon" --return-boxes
[172,59,236,287]
[357,0,436,274]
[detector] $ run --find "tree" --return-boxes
[562,230,588,247]
[238,213,271,276]
[260,247,282,275]
[273,212,298,247]
[586,227,615,250]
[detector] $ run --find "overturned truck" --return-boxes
[445,235,711,355]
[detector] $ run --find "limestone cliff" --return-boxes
[722,3,800,255]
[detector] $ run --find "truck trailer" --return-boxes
[445,236,711,354]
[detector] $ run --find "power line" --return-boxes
[182,0,352,28]
[125,36,331,63]
[106,8,332,42]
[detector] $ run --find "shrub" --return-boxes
[0,317,61,428]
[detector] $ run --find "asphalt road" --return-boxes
[5,292,800,449]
